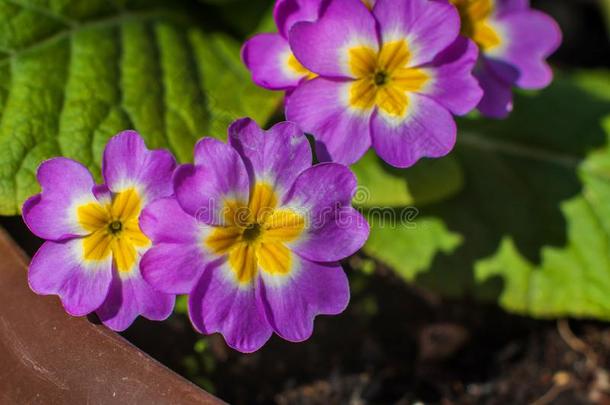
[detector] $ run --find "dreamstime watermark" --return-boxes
[193,185,419,230]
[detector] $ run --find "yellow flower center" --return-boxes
[77,188,150,273]
[450,0,502,51]
[205,183,306,286]
[347,40,429,118]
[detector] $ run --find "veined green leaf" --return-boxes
[0,0,280,215]
[475,116,610,319]
[364,70,610,319]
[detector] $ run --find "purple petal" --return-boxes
[286,164,356,210]
[141,242,208,295]
[421,37,483,115]
[102,130,176,202]
[289,0,378,78]
[140,197,201,244]
[475,60,514,119]
[28,240,112,316]
[285,78,372,165]
[487,10,561,89]
[242,33,305,91]
[297,206,369,262]
[285,163,369,262]
[92,184,112,202]
[373,0,460,66]
[229,118,311,200]
[274,0,324,38]
[22,158,97,241]
[257,258,349,342]
[140,197,212,294]
[371,94,456,168]
[188,262,273,353]
[174,138,249,225]
[96,269,175,331]
[494,0,529,17]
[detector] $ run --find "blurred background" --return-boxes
[1,0,609,403]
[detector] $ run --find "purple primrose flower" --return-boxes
[285,0,483,167]
[242,0,378,93]
[22,132,176,331]
[448,0,562,118]
[140,118,370,353]
[241,0,323,92]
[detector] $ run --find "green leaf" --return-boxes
[351,151,464,207]
[475,116,610,319]
[364,70,610,319]
[0,0,281,215]
[364,212,462,281]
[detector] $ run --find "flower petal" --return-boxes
[474,59,514,118]
[421,36,483,115]
[289,0,378,78]
[229,118,311,200]
[285,78,372,165]
[371,93,456,168]
[258,257,349,342]
[299,206,368,262]
[242,33,307,90]
[92,184,112,202]
[494,0,528,17]
[274,0,323,38]
[139,197,212,294]
[487,10,561,89]
[141,242,208,295]
[174,138,250,225]
[286,163,356,211]
[188,262,272,353]
[284,163,369,262]
[140,197,201,244]
[373,0,460,66]
[28,239,112,316]
[96,269,175,331]
[102,130,176,202]
[22,158,97,241]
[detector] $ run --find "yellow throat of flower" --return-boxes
[77,187,150,273]
[450,0,502,51]
[205,182,306,286]
[347,40,429,118]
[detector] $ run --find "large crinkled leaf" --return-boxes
[364,71,610,319]
[475,116,610,319]
[0,0,281,215]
